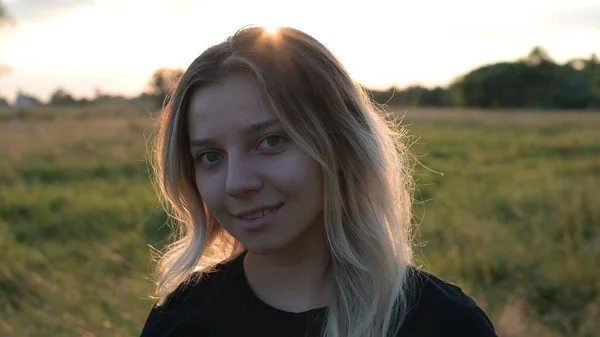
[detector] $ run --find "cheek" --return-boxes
[195,172,222,210]
[273,151,323,199]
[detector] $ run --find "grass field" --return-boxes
[1,104,599,336]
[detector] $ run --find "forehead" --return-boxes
[187,72,276,136]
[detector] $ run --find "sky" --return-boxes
[0,0,599,103]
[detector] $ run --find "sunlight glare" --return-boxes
[264,24,281,35]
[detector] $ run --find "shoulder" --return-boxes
[401,266,498,337]
[140,255,241,336]
[161,259,236,310]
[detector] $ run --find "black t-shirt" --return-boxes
[140,253,497,337]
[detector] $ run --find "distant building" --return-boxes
[14,91,42,107]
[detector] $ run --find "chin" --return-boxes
[241,240,287,256]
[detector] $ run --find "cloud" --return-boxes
[6,0,96,22]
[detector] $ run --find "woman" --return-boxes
[140,25,497,337]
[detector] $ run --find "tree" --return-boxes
[547,65,595,109]
[524,46,553,66]
[0,1,14,76]
[582,54,600,98]
[147,68,184,109]
[419,86,453,106]
[449,62,533,108]
[367,85,453,107]
[0,1,9,26]
[49,87,76,106]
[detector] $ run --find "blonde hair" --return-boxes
[150,25,416,337]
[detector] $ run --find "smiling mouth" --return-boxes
[235,203,283,220]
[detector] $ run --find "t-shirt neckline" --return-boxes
[232,251,328,318]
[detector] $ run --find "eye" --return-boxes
[196,151,222,165]
[257,134,284,151]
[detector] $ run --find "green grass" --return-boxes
[1,105,599,336]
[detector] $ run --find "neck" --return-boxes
[243,222,332,313]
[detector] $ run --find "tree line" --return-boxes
[2,45,599,110]
[1,0,598,110]
[368,47,600,109]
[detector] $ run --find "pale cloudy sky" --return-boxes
[0,0,599,102]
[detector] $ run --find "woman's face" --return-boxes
[187,72,324,254]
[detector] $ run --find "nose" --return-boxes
[225,153,263,198]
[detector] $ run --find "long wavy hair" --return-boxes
[150,25,416,337]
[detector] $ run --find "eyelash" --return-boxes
[194,133,287,165]
[257,133,286,151]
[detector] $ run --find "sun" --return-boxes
[263,24,281,35]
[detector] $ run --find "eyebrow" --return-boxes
[189,117,281,148]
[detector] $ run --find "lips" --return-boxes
[234,203,283,219]
[239,208,275,220]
